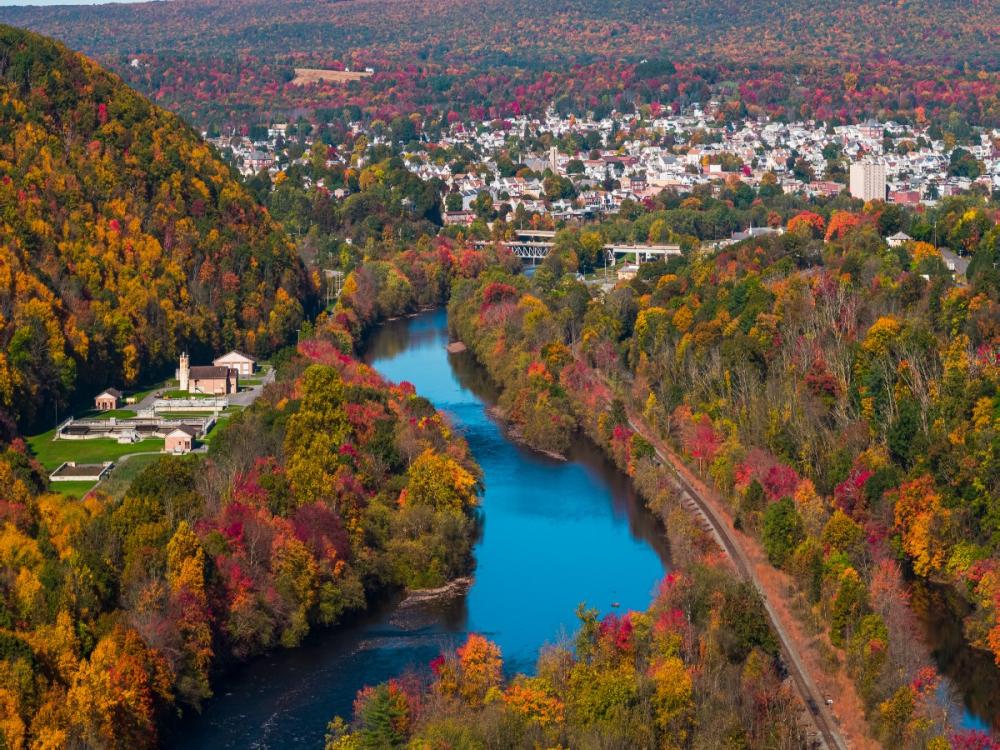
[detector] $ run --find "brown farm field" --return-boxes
[291,67,372,85]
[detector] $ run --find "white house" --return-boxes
[886,231,912,248]
[212,350,256,377]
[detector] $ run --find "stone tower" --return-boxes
[178,352,190,392]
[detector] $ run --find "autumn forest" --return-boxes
[0,2,999,749]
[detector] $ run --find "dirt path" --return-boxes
[627,414,877,750]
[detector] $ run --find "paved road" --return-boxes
[131,388,163,412]
[229,366,276,406]
[627,416,848,750]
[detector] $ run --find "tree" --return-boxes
[454,634,503,705]
[471,191,494,219]
[355,683,411,748]
[948,147,981,179]
[166,522,213,705]
[403,449,478,511]
[825,211,863,241]
[892,476,953,578]
[649,656,694,748]
[444,191,463,212]
[787,210,826,238]
[66,627,172,750]
[830,567,869,647]
[762,498,804,567]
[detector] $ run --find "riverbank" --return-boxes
[484,404,567,461]
[170,307,670,747]
[446,269,1000,745]
[625,411,862,749]
[450,306,848,747]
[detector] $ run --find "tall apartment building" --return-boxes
[849,160,887,202]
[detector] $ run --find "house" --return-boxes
[189,366,238,395]
[859,119,883,140]
[940,249,970,281]
[886,231,912,248]
[178,353,238,395]
[213,350,256,377]
[164,425,198,454]
[443,210,475,226]
[94,388,123,411]
[889,190,922,206]
[246,150,274,172]
[617,264,640,281]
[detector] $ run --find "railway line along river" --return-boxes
[169,307,670,749]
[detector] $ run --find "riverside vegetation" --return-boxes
[0,28,483,749]
[3,18,1000,750]
[433,206,1000,746]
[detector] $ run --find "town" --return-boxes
[2,3,1000,749]
[209,103,1000,227]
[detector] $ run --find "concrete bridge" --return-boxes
[475,229,681,263]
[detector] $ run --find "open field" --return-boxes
[50,480,98,497]
[27,428,164,471]
[291,67,371,85]
[160,390,222,399]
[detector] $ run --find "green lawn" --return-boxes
[27,429,164,471]
[160,390,223,400]
[50,480,97,497]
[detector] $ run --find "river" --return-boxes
[169,308,670,748]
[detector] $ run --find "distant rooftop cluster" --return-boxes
[207,102,1000,222]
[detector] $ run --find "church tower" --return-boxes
[178,352,190,392]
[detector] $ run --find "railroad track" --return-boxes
[628,418,849,750]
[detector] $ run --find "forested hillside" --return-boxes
[440,202,1000,743]
[0,232,503,747]
[0,25,314,433]
[2,0,998,130]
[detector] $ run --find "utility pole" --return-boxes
[322,269,344,307]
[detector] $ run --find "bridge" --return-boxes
[475,230,681,263]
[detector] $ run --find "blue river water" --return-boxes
[169,308,670,748]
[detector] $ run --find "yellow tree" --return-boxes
[649,656,694,749]
[166,522,213,705]
[456,634,503,706]
[404,449,479,512]
[892,477,953,577]
[66,626,172,750]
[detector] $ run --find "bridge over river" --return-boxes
[475,229,681,263]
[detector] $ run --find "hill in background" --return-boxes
[1,0,998,129]
[0,25,314,433]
